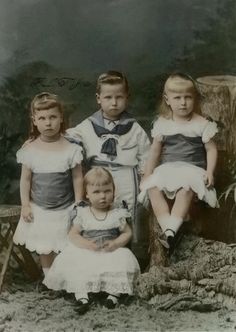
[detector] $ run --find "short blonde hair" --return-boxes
[29,92,66,139]
[84,167,115,193]
[96,70,129,94]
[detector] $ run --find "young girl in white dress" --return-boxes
[13,92,83,276]
[139,73,218,249]
[43,167,140,313]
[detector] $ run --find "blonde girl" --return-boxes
[43,167,140,314]
[139,73,218,249]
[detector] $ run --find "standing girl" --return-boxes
[13,92,83,276]
[139,73,218,249]
[43,167,140,314]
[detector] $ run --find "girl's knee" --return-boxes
[148,187,163,199]
[177,188,194,199]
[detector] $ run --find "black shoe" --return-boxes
[167,235,175,248]
[74,299,90,315]
[104,298,116,309]
[103,294,120,309]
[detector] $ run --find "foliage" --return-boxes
[0,123,21,203]
[220,155,236,203]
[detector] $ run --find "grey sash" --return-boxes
[31,170,74,210]
[81,228,120,247]
[161,134,206,169]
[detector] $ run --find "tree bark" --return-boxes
[136,233,236,310]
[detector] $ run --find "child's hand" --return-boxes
[102,240,119,252]
[204,171,214,188]
[86,240,100,251]
[21,205,33,223]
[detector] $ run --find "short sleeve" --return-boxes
[151,118,164,141]
[70,145,83,168]
[113,208,131,231]
[202,121,218,143]
[72,207,85,229]
[16,147,32,168]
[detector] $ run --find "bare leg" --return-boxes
[148,187,170,219]
[40,252,56,275]
[170,188,194,233]
[171,188,194,219]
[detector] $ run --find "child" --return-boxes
[66,70,150,245]
[13,92,83,276]
[139,73,218,249]
[43,167,140,314]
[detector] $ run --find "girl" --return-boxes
[66,70,150,260]
[43,167,140,314]
[139,73,218,249]
[13,92,83,276]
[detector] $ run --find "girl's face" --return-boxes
[165,89,195,120]
[33,107,63,140]
[96,83,128,120]
[86,182,114,210]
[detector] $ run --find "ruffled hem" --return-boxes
[43,244,140,294]
[140,162,218,208]
[44,271,139,295]
[13,202,73,254]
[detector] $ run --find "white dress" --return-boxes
[13,141,83,254]
[139,117,218,208]
[43,207,140,296]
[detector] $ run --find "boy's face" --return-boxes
[96,83,128,120]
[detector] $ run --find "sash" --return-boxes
[81,228,120,247]
[31,170,74,210]
[161,134,207,169]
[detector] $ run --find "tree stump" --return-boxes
[196,75,236,243]
[196,75,236,154]
[148,214,169,268]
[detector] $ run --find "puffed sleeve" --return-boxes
[114,208,131,232]
[202,120,218,143]
[70,144,83,168]
[151,118,164,141]
[65,123,84,145]
[16,147,32,169]
[72,207,85,229]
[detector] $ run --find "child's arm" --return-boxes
[142,137,162,179]
[72,164,84,203]
[103,224,132,252]
[204,139,218,187]
[68,224,99,251]
[20,165,33,222]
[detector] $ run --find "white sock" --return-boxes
[75,292,89,302]
[42,268,49,276]
[158,214,171,233]
[169,215,183,234]
[107,293,120,304]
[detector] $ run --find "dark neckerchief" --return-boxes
[89,110,136,156]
